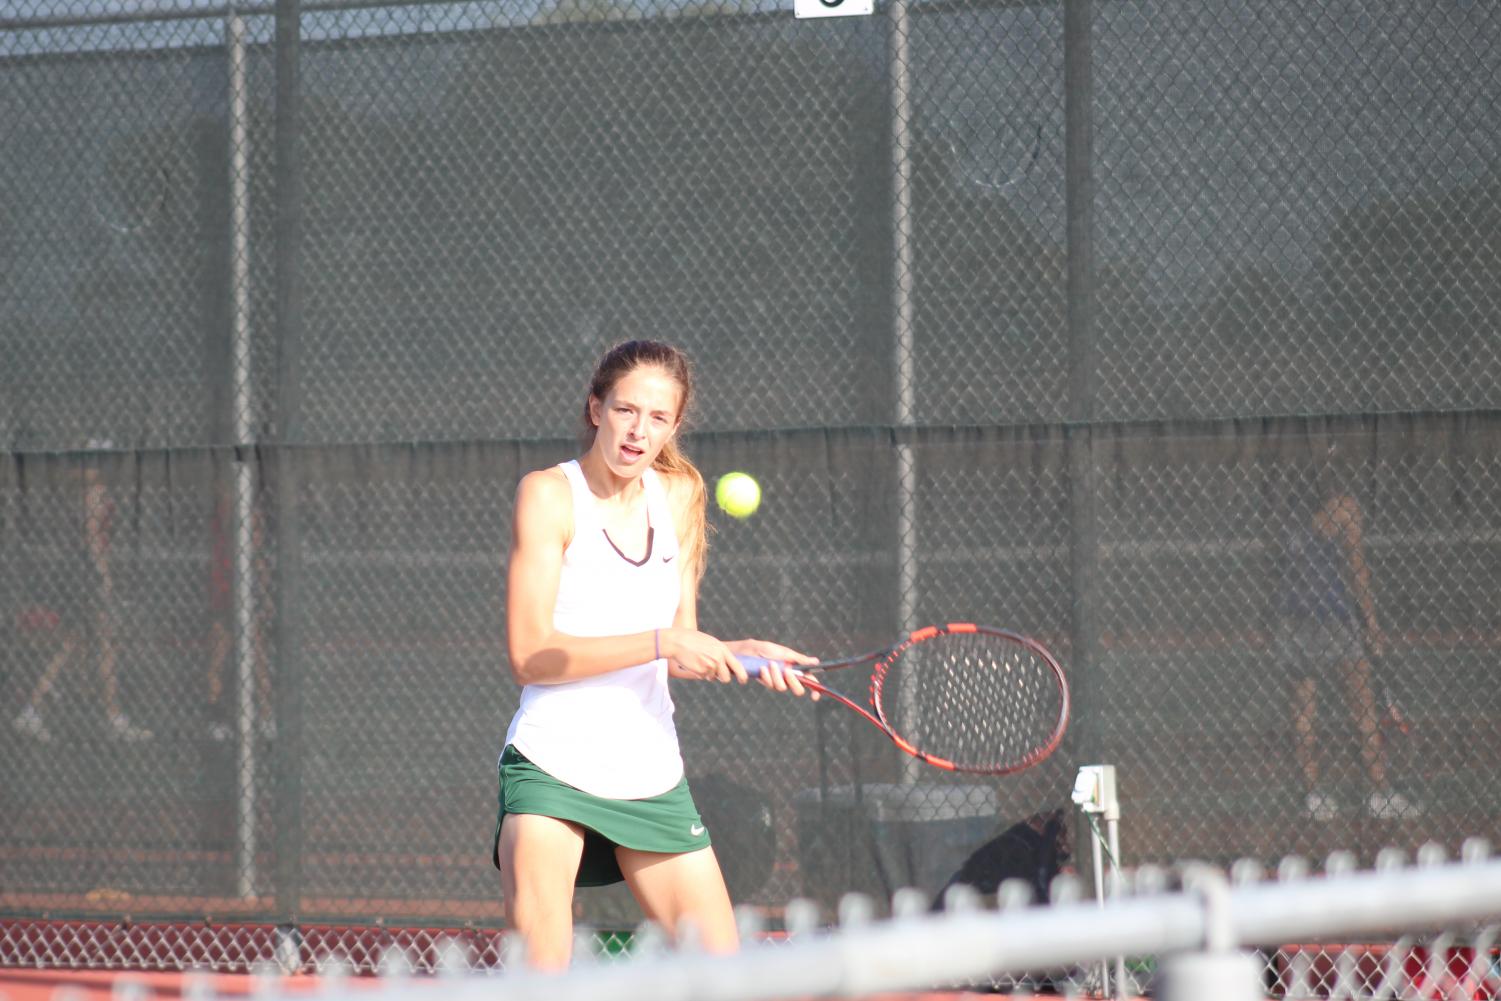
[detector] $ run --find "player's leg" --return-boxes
[205,615,229,739]
[1338,650,1419,818]
[1290,676,1320,791]
[24,630,79,706]
[96,608,150,740]
[496,813,586,971]
[96,607,121,718]
[617,845,738,954]
[1280,616,1336,819]
[207,618,231,707]
[14,625,77,741]
[1337,655,1385,788]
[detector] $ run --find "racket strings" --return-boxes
[878,631,1064,771]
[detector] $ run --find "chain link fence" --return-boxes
[3,0,1501,990]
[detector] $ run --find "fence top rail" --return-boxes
[1,0,486,33]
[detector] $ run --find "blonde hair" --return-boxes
[582,340,708,574]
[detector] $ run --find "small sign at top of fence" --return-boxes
[794,0,874,20]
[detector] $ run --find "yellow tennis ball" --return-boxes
[715,471,761,519]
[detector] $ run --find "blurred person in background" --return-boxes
[13,440,152,743]
[1278,485,1412,821]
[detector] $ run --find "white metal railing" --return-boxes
[14,843,1501,1000]
[275,843,1501,1001]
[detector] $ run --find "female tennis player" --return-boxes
[493,339,816,970]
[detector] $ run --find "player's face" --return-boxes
[588,365,683,479]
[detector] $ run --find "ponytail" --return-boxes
[653,438,708,579]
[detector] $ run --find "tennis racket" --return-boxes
[738,622,1069,776]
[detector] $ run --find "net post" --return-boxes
[1074,765,1124,996]
[1162,864,1261,1001]
[1160,951,1264,1001]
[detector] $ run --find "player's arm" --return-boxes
[1334,495,1383,647]
[505,470,734,685]
[507,470,652,685]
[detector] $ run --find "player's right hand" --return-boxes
[660,628,745,684]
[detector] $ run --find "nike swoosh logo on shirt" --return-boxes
[662,554,675,564]
[690,823,705,836]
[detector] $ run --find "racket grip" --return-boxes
[735,655,803,679]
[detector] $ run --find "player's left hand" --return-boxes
[725,639,820,699]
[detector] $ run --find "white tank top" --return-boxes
[503,460,685,799]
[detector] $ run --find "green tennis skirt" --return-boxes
[490,745,711,887]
